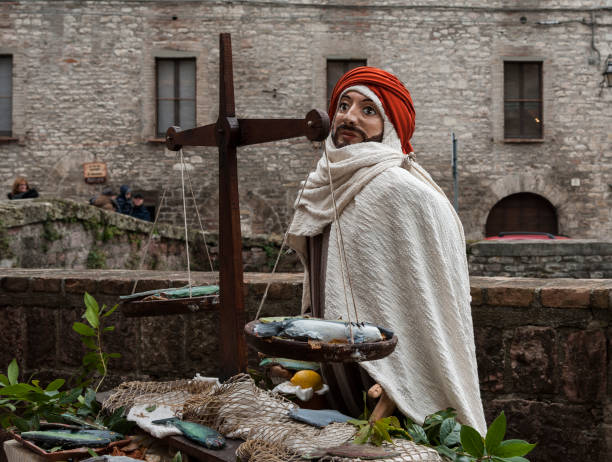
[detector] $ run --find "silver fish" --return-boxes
[254,317,392,343]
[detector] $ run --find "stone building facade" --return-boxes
[0,0,611,240]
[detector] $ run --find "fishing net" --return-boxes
[102,374,442,462]
[102,378,217,413]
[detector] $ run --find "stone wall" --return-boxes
[0,1,610,240]
[0,198,301,272]
[0,268,610,461]
[468,240,612,278]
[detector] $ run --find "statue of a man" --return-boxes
[287,66,486,434]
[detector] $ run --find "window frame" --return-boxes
[0,54,13,138]
[503,59,544,142]
[155,57,197,138]
[326,58,367,105]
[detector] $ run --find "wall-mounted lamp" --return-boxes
[604,55,612,88]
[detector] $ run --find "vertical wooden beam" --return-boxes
[217,33,247,379]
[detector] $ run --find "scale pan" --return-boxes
[244,320,398,363]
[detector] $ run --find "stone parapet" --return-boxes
[468,241,612,278]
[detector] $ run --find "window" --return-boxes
[0,55,12,136]
[504,61,543,139]
[327,59,367,104]
[156,58,196,137]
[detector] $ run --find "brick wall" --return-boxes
[0,269,610,461]
[0,1,610,240]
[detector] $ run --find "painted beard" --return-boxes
[332,124,384,148]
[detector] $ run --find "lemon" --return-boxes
[290,370,323,391]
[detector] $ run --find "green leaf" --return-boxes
[81,336,97,350]
[102,304,119,318]
[435,445,458,460]
[407,424,429,444]
[491,457,530,462]
[373,420,394,445]
[0,374,9,386]
[45,379,65,392]
[354,424,372,444]
[107,352,121,358]
[171,451,183,462]
[13,416,33,432]
[73,322,96,337]
[0,383,39,395]
[460,425,484,458]
[485,411,506,454]
[87,448,98,458]
[59,387,83,405]
[103,326,115,332]
[492,439,536,458]
[440,418,455,443]
[82,352,100,366]
[84,293,100,328]
[7,359,18,385]
[49,446,63,453]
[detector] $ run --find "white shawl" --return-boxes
[287,86,486,433]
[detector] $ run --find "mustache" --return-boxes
[333,124,368,140]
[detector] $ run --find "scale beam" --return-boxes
[165,110,329,151]
[163,33,331,380]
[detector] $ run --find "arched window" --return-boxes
[485,193,558,237]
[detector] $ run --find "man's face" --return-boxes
[133,197,144,206]
[332,91,384,148]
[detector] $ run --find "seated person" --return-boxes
[91,187,117,211]
[131,193,152,222]
[7,176,39,200]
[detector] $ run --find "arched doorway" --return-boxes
[485,193,558,237]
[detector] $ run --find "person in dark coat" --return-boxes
[131,193,152,222]
[7,177,39,200]
[116,184,133,215]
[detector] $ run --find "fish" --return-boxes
[20,429,123,449]
[254,317,393,343]
[152,417,225,449]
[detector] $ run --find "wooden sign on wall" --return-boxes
[83,162,107,184]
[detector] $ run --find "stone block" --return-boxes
[470,286,483,305]
[509,326,556,394]
[98,278,133,295]
[31,277,61,293]
[487,286,534,307]
[591,288,609,309]
[485,399,604,462]
[541,287,590,308]
[26,307,57,370]
[561,330,607,403]
[103,314,141,374]
[185,311,220,377]
[0,306,26,369]
[1,276,29,292]
[57,308,85,369]
[140,316,185,377]
[474,327,504,392]
[65,277,98,295]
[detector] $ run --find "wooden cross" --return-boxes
[165,33,330,380]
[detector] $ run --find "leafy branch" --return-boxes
[349,404,535,462]
[72,292,120,392]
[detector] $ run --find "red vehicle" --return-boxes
[485,232,570,240]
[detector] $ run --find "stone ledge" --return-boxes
[468,240,612,257]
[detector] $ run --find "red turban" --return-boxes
[328,66,416,154]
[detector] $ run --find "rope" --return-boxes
[185,166,215,273]
[179,149,193,297]
[322,148,358,342]
[253,170,312,321]
[130,188,169,295]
